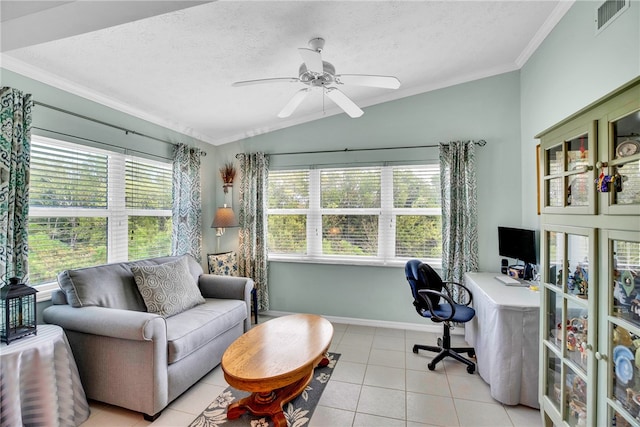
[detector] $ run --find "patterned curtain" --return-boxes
[172,144,202,262]
[236,153,269,311]
[440,140,479,299]
[0,87,33,284]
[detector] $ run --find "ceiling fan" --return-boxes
[232,38,401,118]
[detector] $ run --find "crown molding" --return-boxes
[515,0,575,68]
[2,54,217,145]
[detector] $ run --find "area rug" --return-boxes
[189,353,340,427]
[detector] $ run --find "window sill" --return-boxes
[35,282,58,303]
[268,255,442,270]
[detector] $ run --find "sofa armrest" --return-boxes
[199,274,254,331]
[198,274,253,300]
[43,305,166,342]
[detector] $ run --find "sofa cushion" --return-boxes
[165,298,247,364]
[150,254,203,282]
[57,261,158,310]
[131,256,205,318]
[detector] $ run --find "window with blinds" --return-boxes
[267,164,442,264]
[28,136,173,285]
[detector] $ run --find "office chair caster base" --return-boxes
[412,345,419,354]
[468,350,476,358]
[437,338,443,347]
[427,362,436,371]
[467,365,475,374]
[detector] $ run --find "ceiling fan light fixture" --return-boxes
[231,37,399,119]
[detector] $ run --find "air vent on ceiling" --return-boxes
[595,0,629,34]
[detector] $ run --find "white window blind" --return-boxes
[28,136,173,285]
[267,170,309,254]
[267,164,442,264]
[125,157,173,261]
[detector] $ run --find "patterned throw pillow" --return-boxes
[131,256,205,317]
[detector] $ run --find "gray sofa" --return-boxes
[43,254,253,420]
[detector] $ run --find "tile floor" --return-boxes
[80,316,542,427]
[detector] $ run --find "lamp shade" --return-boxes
[211,206,239,228]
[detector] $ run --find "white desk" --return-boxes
[464,272,541,408]
[1,324,90,426]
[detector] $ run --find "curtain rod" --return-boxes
[32,126,174,161]
[33,101,205,155]
[241,140,486,157]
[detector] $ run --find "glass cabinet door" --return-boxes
[542,122,597,214]
[601,230,640,427]
[603,103,640,215]
[541,226,596,427]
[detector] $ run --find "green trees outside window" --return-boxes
[28,137,172,285]
[268,164,442,262]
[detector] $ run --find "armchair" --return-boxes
[405,259,476,374]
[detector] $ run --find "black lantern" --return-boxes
[1,277,38,344]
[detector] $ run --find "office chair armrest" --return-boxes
[442,281,474,307]
[417,289,456,322]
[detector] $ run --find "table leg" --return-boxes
[252,287,259,324]
[226,369,313,425]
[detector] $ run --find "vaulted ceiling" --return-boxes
[1,1,571,146]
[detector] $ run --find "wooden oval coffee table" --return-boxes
[221,313,333,427]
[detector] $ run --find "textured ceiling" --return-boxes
[1,1,570,146]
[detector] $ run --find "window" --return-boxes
[267,164,442,265]
[28,136,173,285]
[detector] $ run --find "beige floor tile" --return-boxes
[406,392,459,426]
[168,382,226,415]
[81,405,147,427]
[317,380,362,412]
[454,399,513,427]
[199,365,229,387]
[331,322,349,333]
[335,343,371,364]
[353,412,406,426]
[340,332,375,348]
[374,327,406,338]
[149,409,198,426]
[372,334,406,351]
[406,368,451,397]
[368,348,406,368]
[447,374,496,404]
[406,351,436,371]
[330,330,346,349]
[346,324,377,335]
[309,406,355,427]
[505,405,543,426]
[357,385,406,420]
[330,360,367,384]
[363,364,406,390]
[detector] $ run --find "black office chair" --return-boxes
[405,259,476,374]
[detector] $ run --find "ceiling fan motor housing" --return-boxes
[298,61,336,87]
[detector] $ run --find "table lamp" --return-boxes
[212,204,239,252]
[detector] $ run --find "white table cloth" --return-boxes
[464,272,541,408]
[1,324,90,426]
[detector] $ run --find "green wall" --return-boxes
[218,71,522,324]
[519,0,640,229]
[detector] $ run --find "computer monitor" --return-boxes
[498,226,537,265]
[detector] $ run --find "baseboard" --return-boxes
[262,310,465,335]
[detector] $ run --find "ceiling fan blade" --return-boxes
[298,48,323,74]
[336,74,401,89]
[232,77,299,87]
[277,88,311,118]
[325,87,363,118]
